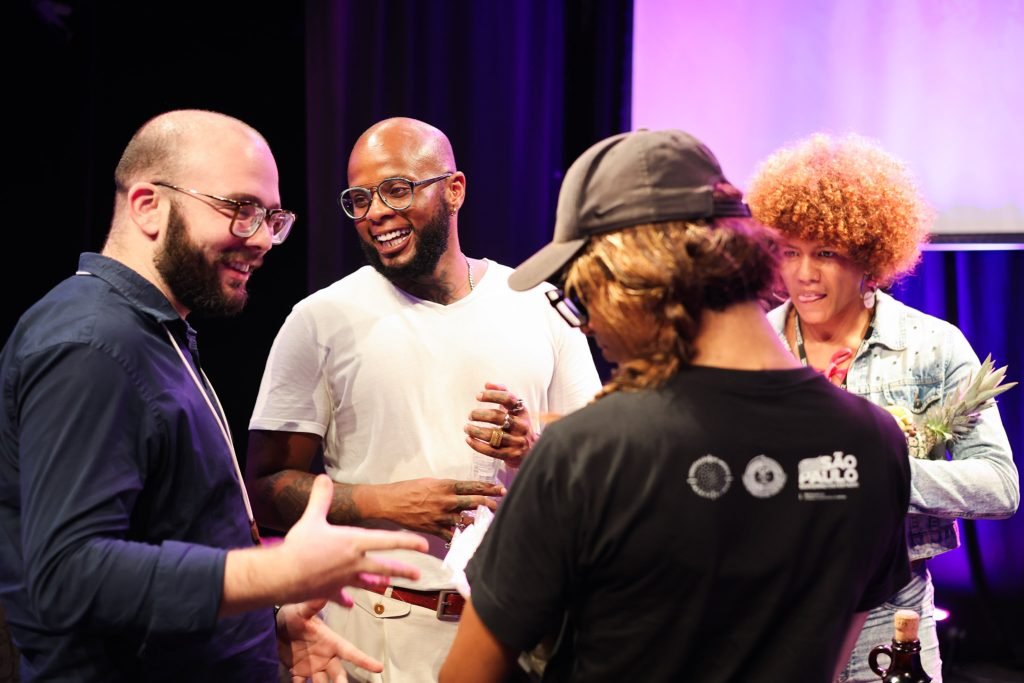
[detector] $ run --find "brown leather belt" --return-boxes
[365,584,465,621]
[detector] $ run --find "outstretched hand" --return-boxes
[277,599,381,682]
[379,477,505,543]
[281,475,429,604]
[465,382,538,468]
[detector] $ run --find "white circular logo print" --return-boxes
[742,455,787,498]
[687,455,733,500]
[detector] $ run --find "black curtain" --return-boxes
[4,1,310,468]
[304,0,632,293]
[3,0,631,475]
[304,0,630,380]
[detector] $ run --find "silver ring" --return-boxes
[501,413,513,432]
[510,399,525,415]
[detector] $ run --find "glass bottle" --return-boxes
[867,609,933,682]
[471,451,499,483]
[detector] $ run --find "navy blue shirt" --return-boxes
[0,253,276,681]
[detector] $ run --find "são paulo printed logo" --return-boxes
[742,455,787,498]
[687,454,732,500]
[798,451,860,491]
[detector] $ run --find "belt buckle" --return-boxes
[436,589,461,621]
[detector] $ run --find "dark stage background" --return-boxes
[3,1,1021,678]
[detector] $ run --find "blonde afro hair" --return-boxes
[746,133,933,286]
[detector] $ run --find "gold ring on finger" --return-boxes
[489,428,504,448]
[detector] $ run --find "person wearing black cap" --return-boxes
[439,129,913,682]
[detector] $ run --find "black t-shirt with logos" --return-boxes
[467,365,911,683]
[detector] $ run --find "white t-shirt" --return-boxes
[250,260,601,586]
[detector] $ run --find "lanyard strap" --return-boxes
[164,325,260,544]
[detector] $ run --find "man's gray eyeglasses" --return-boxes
[338,173,452,220]
[153,182,296,245]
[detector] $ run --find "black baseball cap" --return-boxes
[508,129,750,291]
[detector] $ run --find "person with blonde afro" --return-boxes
[748,133,1019,682]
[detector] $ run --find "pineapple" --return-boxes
[908,355,1016,460]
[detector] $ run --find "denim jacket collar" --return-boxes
[866,291,907,353]
[767,291,906,354]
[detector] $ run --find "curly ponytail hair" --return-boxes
[565,193,777,397]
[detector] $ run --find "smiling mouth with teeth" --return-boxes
[374,228,412,244]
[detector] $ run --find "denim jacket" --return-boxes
[768,291,1019,561]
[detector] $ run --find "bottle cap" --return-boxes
[894,609,920,641]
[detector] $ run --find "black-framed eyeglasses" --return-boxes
[546,288,589,328]
[338,173,452,220]
[153,182,296,245]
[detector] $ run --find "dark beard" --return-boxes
[360,195,451,286]
[155,202,247,317]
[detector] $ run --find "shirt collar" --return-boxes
[77,252,182,325]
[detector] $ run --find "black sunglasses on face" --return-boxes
[546,287,589,327]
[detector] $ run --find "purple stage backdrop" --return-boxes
[633,0,1024,600]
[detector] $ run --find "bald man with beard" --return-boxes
[0,110,428,682]
[246,117,601,682]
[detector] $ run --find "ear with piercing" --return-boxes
[861,274,877,309]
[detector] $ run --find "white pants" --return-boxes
[325,587,459,683]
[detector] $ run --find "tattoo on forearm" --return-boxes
[276,475,314,523]
[266,472,362,526]
[328,485,361,525]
